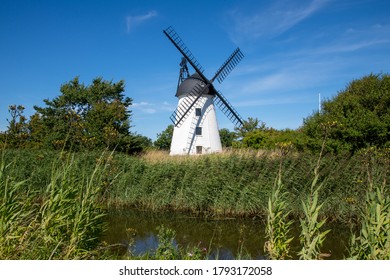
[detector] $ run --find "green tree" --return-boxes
[234,117,266,140]
[302,73,390,152]
[239,127,308,151]
[131,133,153,152]
[219,128,236,148]
[5,105,28,147]
[32,76,133,151]
[154,125,173,150]
[242,129,269,149]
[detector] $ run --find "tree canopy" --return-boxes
[30,77,132,151]
[302,73,390,152]
[154,124,173,150]
[219,128,236,148]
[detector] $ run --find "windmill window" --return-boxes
[195,108,201,116]
[196,146,202,154]
[195,127,202,135]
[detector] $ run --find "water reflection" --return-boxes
[104,208,350,259]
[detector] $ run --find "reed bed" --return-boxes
[2,148,388,222]
[0,150,108,259]
[1,148,389,259]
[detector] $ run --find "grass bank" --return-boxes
[1,148,389,259]
[114,149,388,223]
[2,148,389,222]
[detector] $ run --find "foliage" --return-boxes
[298,125,332,260]
[348,185,390,260]
[298,175,331,260]
[302,73,390,153]
[3,105,29,147]
[234,119,308,152]
[126,133,153,154]
[264,175,294,259]
[27,77,134,152]
[2,148,390,259]
[3,73,388,156]
[3,148,389,222]
[136,225,207,260]
[0,150,108,259]
[155,225,178,260]
[0,157,33,259]
[348,147,390,259]
[233,117,266,142]
[154,125,173,150]
[219,128,236,148]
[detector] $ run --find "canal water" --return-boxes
[104,208,352,259]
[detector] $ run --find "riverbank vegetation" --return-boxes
[0,147,389,259]
[2,147,388,221]
[0,150,108,259]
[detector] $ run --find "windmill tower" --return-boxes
[163,26,244,155]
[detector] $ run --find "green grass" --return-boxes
[1,147,389,259]
[2,148,388,221]
[0,149,108,259]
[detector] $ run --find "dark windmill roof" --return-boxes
[176,73,210,97]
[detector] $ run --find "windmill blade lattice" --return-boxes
[170,83,210,127]
[164,26,245,129]
[163,26,206,79]
[212,48,244,84]
[214,91,244,128]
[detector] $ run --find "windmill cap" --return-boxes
[176,73,210,97]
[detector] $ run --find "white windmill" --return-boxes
[163,26,244,155]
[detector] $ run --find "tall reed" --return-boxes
[0,158,36,259]
[264,176,293,259]
[3,148,389,225]
[264,143,294,260]
[0,149,109,259]
[39,152,107,259]
[348,147,390,259]
[348,184,390,259]
[298,127,331,260]
[298,174,331,259]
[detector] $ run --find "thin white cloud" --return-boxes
[226,18,390,101]
[235,95,311,108]
[315,23,390,54]
[131,101,175,114]
[228,0,329,42]
[239,58,335,96]
[126,10,157,32]
[287,23,390,56]
[131,102,156,114]
[316,39,390,54]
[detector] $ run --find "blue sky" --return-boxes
[1,0,389,140]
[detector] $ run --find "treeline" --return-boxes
[1,73,389,154]
[156,73,390,154]
[1,77,151,154]
[236,73,390,153]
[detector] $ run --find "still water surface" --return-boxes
[104,208,351,259]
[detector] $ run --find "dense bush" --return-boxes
[302,73,390,153]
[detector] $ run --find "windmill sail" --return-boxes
[214,91,244,128]
[211,48,244,84]
[163,26,207,80]
[164,25,245,135]
[170,83,210,127]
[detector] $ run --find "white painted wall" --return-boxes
[170,94,222,155]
